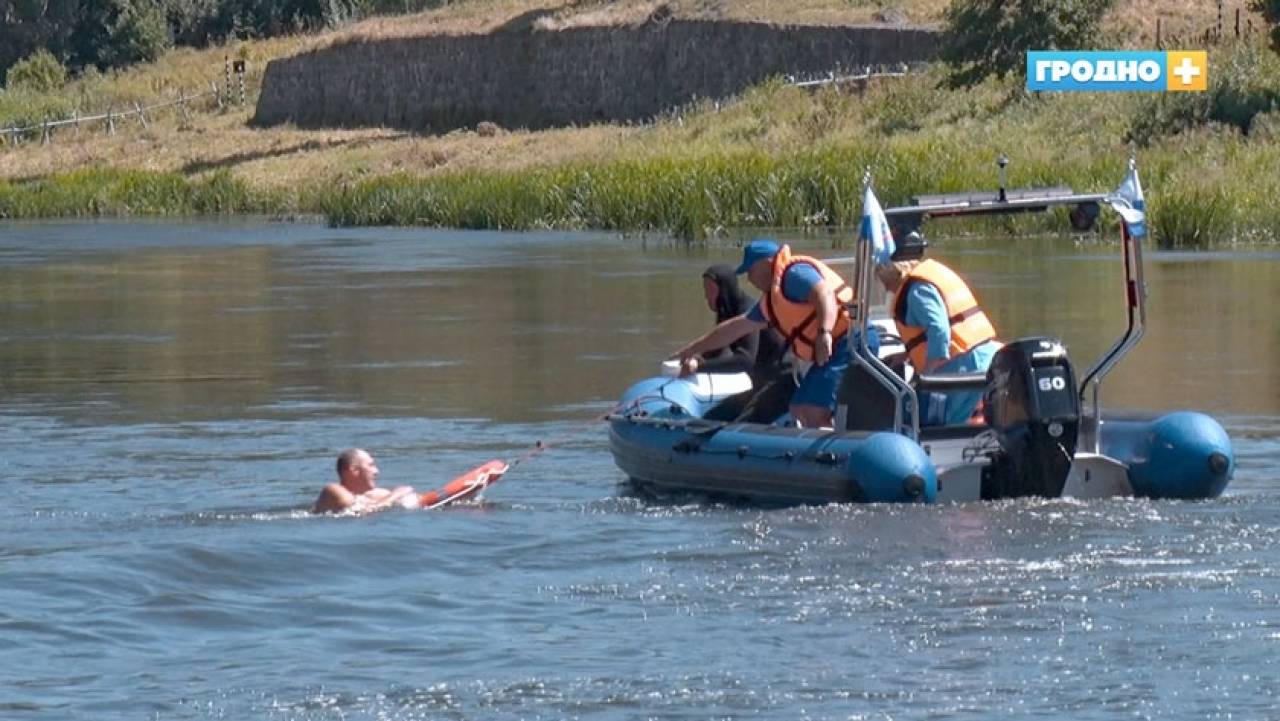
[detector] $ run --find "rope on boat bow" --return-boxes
[506,382,678,471]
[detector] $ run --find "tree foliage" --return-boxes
[193,0,362,44]
[939,0,1116,89]
[0,0,365,85]
[108,0,174,66]
[1252,0,1280,54]
[5,48,69,92]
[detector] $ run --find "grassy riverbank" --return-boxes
[1,0,1277,246]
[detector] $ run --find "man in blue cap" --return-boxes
[671,239,859,428]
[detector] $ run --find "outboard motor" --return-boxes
[981,337,1080,499]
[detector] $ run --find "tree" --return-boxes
[0,0,79,86]
[939,0,1116,89]
[104,0,172,66]
[198,0,362,43]
[1,0,364,81]
[1252,0,1280,54]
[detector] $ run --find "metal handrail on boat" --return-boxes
[1078,164,1148,452]
[856,157,1150,450]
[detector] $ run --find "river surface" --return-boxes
[1,219,1277,720]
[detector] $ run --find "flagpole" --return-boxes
[841,169,919,440]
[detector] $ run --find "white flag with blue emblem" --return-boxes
[860,185,896,264]
[1106,162,1147,239]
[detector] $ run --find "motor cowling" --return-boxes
[981,337,1080,499]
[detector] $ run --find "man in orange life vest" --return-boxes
[874,233,1001,425]
[672,239,856,428]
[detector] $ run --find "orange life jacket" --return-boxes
[892,259,997,372]
[760,245,854,362]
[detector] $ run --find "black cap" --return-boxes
[891,231,928,262]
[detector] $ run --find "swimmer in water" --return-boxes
[312,448,418,514]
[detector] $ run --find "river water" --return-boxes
[1,219,1277,720]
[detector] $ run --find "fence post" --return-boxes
[212,80,223,109]
[179,89,190,122]
[107,106,116,136]
[225,56,231,104]
[236,61,246,105]
[42,119,50,146]
[1236,8,1241,38]
[1156,18,1162,50]
[1217,0,1223,41]
[74,110,80,137]
[11,126,20,146]
[134,101,148,128]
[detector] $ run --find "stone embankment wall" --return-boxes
[253,19,938,132]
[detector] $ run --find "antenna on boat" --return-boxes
[996,154,1009,203]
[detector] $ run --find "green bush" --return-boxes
[5,49,69,93]
[0,88,76,131]
[1127,42,1280,146]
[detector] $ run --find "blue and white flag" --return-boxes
[860,185,896,264]
[1106,162,1147,239]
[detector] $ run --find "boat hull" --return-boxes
[611,417,936,505]
[609,375,1233,506]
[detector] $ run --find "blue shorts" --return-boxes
[790,337,854,412]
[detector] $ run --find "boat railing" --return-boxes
[862,156,1150,451]
[1077,171,1148,452]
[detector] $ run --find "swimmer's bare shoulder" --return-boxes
[313,483,357,514]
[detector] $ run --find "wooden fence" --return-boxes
[1156,3,1261,49]
[2,56,251,150]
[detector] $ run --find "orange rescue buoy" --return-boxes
[418,460,509,510]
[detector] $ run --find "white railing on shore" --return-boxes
[785,62,919,88]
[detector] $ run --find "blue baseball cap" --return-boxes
[735,239,780,274]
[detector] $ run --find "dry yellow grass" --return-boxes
[0,103,637,189]
[323,0,1254,41]
[1108,0,1258,47]
[326,0,944,43]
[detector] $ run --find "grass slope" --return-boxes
[1,0,1276,246]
